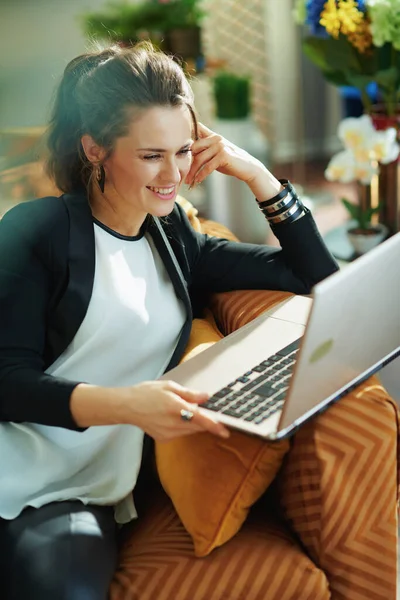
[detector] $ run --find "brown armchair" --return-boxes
[2,155,396,598]
[109,205,399,600]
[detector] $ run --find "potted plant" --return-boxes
[81,1,170,48]
[207,71,269,244]
[293,0,400,233]
[341,198,387,255]
[161,0,205,60]
[80,0,205,60]
[213,72,251,120]
[325,113,398,253]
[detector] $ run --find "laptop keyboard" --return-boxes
[201,338,302,426]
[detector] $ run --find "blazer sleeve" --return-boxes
[0,205,83,429]
[172,203,339,295]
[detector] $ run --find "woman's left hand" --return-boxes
[185,122,266,188]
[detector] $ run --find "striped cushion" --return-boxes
[278,377,399,600]
[110,489,330,600]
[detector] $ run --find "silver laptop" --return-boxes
[161,232,400,440]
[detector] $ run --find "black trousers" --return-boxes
[0,500,119,600]
[0,436,156,600]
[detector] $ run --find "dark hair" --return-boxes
[46,43,198,193]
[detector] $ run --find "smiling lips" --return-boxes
[147,185,176,200]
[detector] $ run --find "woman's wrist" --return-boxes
[70,383,132,428]
[246,166,284,200]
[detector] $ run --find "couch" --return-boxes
[1,160,398,599]
[109,205,399,600]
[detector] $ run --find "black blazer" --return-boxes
[0,192,338,430]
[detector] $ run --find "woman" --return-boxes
[0,44,338,599]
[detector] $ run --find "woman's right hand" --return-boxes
[123,380,231,442]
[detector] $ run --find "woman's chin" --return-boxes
[148,199,176,217]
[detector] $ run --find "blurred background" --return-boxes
[0,0,380,249]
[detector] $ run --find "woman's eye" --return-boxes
[142,149,191,161]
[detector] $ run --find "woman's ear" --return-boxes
[81,134,106,165]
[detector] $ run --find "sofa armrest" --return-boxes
[277,377,399,599]
[209,289,294,336]
[206,286,399,598]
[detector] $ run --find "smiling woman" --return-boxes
[83,104,194,236]
[0,41,339,600]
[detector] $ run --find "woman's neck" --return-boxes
[90,186,147,237]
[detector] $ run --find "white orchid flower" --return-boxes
[353,161,379,185]
[325,150,357,183]
[338,114,376,151]
[369,127,400,164]
[353,146,372,163]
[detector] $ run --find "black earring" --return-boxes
[98,165,105,193]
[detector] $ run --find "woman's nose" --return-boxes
[160,159,181,183]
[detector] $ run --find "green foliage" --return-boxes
[213,72,251,119]
[341,198,382,231]
[80,0,205,45]
[302,36,400,115]
[161,0,205,29]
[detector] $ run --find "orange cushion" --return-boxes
[155,310,289,557]
[111,490,330,600]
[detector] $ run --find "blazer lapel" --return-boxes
[47,192,95,361]
[47,200,192,371]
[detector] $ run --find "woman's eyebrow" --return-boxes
[137,141,193,152]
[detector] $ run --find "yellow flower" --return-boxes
[320,0,341,38]
[338,0,363,36]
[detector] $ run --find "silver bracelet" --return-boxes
[268,202,305,224]
[256,180,306,224]
[262,193,296,215]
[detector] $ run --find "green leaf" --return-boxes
[341,198,360,221]
[323,70,351,86]
[303,36,360,73]
[375,67,399,91]
[346,73,375,91]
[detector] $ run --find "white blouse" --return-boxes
[0,221,186,522]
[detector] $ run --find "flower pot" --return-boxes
[370,105,400,235]
[165,26,202,60]
[346,223,388,256]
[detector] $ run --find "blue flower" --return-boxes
[305,0,329,36]
[356,0,366,12]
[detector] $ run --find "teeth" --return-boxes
[149,186,175,195]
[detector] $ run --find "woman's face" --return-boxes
[103,104,193,218]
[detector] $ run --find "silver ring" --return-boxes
[180,409,194,422]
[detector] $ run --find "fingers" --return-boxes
[197,122,214,138]
[163,380,230,439]
[190,156,223,186]
[166,380,209,404]
[191,408,230,438]
[185,145,218,185]
[186,122,226,186]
